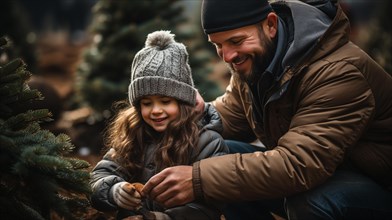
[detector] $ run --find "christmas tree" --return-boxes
[0,36,91,220]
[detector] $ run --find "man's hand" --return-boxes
[141,166,194,208]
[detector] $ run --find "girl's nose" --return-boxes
[151,104,163,114]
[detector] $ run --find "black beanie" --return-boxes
[201,0,273,34]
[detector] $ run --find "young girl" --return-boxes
[89,30,228,220]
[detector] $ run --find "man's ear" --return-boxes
[264,12,278,38]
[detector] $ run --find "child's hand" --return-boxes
[111,182,142,210]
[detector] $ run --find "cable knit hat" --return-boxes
[201,0,273,34]
[128,30,196,106]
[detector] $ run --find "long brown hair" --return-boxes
[103,99,201,179]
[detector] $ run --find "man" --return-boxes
[142,0,392,219]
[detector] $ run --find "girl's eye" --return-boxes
[161,99,172,104]
[141,101,151,106]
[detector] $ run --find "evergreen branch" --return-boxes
[2,122,41,141]
[56,170,92,194]
[6,129,75,158]
[0,134,18,154]
[0,58,24,77]
[56,169,91,184]
[55,133,76,154]
[11,129,57,152]
[23,122,46,134]
[66,157,91,170]
[0,67,31,84]
[0,82,23,97]
[21,146,74,173]
[0,36,10,49]
[0,103,12,115]
[50,194,74,220]
[5,109,51,130]
[19,89,43,103]
[0,89,42,105]
[11,161,29,177]
[51,194,90,220]
[14,199,46,220]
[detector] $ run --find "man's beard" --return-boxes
[227,33,276,83]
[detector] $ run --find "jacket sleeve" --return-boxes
[212,75,256,142]
[196,130,229,160]
[89,148,129,211]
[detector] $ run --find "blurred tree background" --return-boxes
[345,0,392,73]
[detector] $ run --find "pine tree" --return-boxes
[0,37,91,220]
[74,0,221,119]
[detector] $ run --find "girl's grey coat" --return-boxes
[89,104,228,219]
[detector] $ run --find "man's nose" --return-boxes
[221,46,237,63]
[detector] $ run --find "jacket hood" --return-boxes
[273,1,333,69]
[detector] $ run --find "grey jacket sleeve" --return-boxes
[89,149,129,211]
[196,129,229,159]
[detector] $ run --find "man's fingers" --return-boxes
[147,178,168,200]
[141,169,167,197]
[153,184,172,205]
[155,181,194,208]
[161,193,188,208]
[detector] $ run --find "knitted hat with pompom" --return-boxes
[128,30,196,106]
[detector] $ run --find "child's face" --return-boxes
[140,95,180,133]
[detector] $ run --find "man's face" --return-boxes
[208,23,275,82]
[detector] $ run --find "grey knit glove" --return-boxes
[111,181,142,210]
